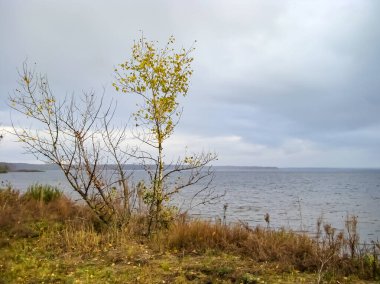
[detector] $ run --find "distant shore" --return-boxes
[0,162,279,172]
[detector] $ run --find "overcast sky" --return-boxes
[1,0,379,167]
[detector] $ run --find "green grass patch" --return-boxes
[24,183,63,203]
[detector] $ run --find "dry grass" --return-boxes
[0,186,90,239]
[160,219,316,270]
[0,186,379,283]
[159,217,380,281]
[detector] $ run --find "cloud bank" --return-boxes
[1,0,379,167]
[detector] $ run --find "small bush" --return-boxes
[23,183,63,203]
[0,185,85,236]
[0,164,8,173]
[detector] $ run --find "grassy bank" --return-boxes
[0,185,379,283]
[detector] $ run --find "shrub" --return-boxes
[0,164,8,173]
[0,184,89,238]
[23,183,63,203]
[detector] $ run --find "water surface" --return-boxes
[1,168,379,242]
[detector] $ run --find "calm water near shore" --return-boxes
[1,168,379,242]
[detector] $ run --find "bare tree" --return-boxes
[9,63,135,226]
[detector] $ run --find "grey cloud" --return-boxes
[0,0,379,166]
[197,1,380,139]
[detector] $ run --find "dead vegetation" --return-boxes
[0,186,379,283]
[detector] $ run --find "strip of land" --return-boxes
[1,186,379,283]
